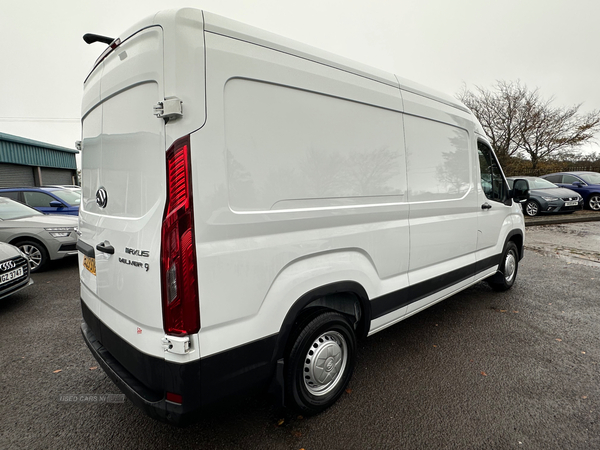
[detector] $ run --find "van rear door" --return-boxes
[79,26,167,357]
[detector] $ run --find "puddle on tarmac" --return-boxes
[526,245,600,268]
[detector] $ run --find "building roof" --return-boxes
[0,132,78,170]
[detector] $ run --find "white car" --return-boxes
[0,197,78,272]
[0,242,32,300]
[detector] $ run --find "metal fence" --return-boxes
[509,166,600,177]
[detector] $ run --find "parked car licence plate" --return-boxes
[83,256,96,276]
[564,201,578,207]
[0,267,24,285]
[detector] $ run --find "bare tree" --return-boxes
[457,80,529,165]
[457,81,600,169]
[519,99,600,169]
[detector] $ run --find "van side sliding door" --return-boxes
[401,91,478,314]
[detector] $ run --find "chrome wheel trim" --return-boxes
[303,331,348,396]
[504,250,517,283]
[525,201,538,216]
[589,195,600,211]
[19,244,42,270]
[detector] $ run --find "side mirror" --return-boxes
[573,182,584,187]
[511,179,530,203]
[49,201,64,208]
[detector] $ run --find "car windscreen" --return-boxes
[51,189,81,206]
[507,178,557,189]
[0,199,43,220]
[579,173,600,185]
[528,178,558,189]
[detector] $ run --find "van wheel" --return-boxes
[15,240,48,273]
[487,241,519,292]
[285,311,356,415]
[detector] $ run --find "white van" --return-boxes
[78,8,528,424]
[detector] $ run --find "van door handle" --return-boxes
[96,241,115,255]
[481,203,492,210]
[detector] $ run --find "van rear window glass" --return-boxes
[224,79,406,211]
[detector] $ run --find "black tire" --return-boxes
[285,311,356,415]
[523,199,540,217]
[14,240,48,273]
[587,194,600,211]
[487,241,519,292]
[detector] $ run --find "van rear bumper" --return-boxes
[80,299,278,425]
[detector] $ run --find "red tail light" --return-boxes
[166,392,183,405]
[161,135,200,336]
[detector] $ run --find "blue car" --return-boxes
[0,187,80,215]
[540,172,600,211]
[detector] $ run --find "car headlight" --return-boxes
[541,196,559,201]
[44,227,74,238]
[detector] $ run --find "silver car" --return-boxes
[0,197,78,272]
[0,241,33,299]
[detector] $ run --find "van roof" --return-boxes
[202,11,469,113]
[95,8,469,114]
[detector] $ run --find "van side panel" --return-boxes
[225,79,405,211]
[404,113,476,279]
[401,90,479,313]
[192,31,410,357]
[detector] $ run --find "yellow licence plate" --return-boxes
[83,256,96,276]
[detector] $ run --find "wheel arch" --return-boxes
[276,281,371,362]
[505,229,524,261]
[9,236,50,272]
[9,235,49,254]
[267,280,370,409]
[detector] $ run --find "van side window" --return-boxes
[477,142,507,203]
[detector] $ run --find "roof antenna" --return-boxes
[83,33,115,45]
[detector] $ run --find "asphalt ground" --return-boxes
[526,222,600,268]
[1,232,598,449]
[525,209,600,269]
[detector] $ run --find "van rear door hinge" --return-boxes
[153,98,183,121]
[161,335,190,354]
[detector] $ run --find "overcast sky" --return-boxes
[2,0,599,159]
